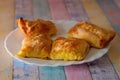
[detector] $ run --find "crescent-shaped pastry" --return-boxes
[50,37,90,61]
[67,21,115,48]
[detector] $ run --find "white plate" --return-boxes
[4,20,110,66]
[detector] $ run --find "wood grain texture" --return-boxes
[96,0,120,78]
[39,67,66,80]
[33,0,51,19]
[0,0,14,80]
[64,0,93,80]
[32,0,66,80]
[36,0,67,80]
[13,60,39,80]
[64,64,92,80]
[97,0,120,36]
[48,0,70,20]
[114,0,120,8]
[48,0,92,80]
[82,0,120,79]
[64,0,89,21]
[13,0,40,80]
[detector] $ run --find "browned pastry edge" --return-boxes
[67,21,116,48]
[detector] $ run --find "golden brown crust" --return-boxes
[50,37,90,61]
[16,17,57,59]
[16,17,57,37]
[16,34,52,59]
[67,21,116,48]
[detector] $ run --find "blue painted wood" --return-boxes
[14,0,40,80]
[88,55,119,80]
[13,60,39,80]
[64,0,89,21]
[65,0,120,80]
[39,66,66,80]
[33,0,67,80]
[81,0,120,79]
[64,0,93,80]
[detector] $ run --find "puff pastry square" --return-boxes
[50,37,90,61]
[67,21,115,48]
[16,34,52,59]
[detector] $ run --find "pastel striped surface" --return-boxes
[82,0,120,79]
[97,0,120,35]
[1,0,120,80]
[64,0,89,21]
[48,0,70,20]
[64,64,92,80]
[13,60,39,80]
[96,0,120,77]
[65,0,119,79]
[64,0,92,80]
[13,0,40,80]
[49,0,93,80]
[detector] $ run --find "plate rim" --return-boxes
[4,20,110,66]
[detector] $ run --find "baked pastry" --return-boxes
[17,17,57,37]
[16,34,52,59]
[16,17,57,59]
[50,37,90,61]
[67,21,115,48]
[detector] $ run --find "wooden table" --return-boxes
[0,0,120,80]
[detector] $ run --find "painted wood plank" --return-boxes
[0,0,14,80]
[13,60,39,80]
[13,0,39,80]
[96,0,120,78]
[49,0,92,80]
[39,66,66,80]
[33,0,51,19]
[64,0,93,80]
[114,0,120,8]
[64,64,92,80]
[34,0,67,80]
[64,0,89,21]
[48,0,70,20]
[97,0,120,36]
[88,55,119,80]
[82,0,120,79]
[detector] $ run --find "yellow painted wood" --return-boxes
[0,0,14,80]
[82,0,120,77]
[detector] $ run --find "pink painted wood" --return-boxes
[64,64,92,80]
[48,0,70,20]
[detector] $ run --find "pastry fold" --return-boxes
[67,21,115,48]
[50,37,90,61]
[16,18,57,59]
[16,34,52,59]
[17,17,57,37]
